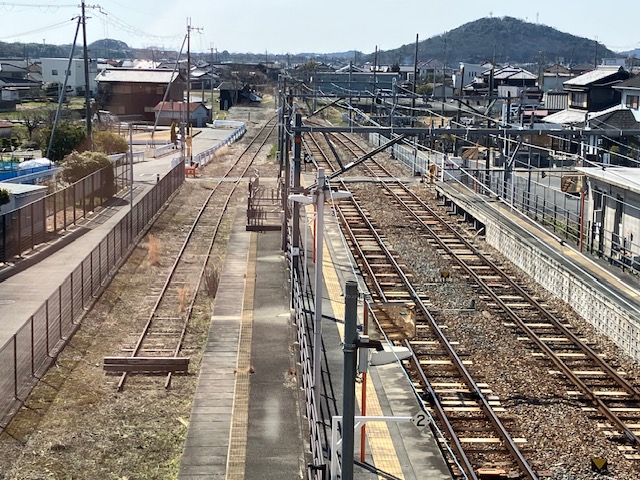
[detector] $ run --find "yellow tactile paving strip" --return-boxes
[226,232,257,479]
[321,237,405,479]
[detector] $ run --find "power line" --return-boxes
[0,18,73,40]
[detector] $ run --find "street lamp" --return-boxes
[289,167,351,408]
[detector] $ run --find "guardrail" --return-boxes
[193,123,246,168]
[0,161,185,433]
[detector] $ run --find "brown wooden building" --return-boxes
[95,68,185,121]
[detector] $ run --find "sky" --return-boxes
[0,0,639,56]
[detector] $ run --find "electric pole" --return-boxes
[185,18,203,161]
[412,34,418,127]
[81,0,92,147]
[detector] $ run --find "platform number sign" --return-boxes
[411,411,428,431]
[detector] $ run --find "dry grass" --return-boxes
[203,267,219,298]
[147,234,161,266]
[176,285,189,313]
[215,145,231,157]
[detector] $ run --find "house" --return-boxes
[542,66,632,128]
[218,82,262,111]
[542,64,575,92]
[563,66,630,112]
[154,101,210,127]
[95,68,185,122]
[614,75,640,122]
[576,166,640,270]
[453,63,486,92]
[41,58,98,96]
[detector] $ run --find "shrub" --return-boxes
[38,122,87,161]
[92,130,129,154]
[0,188,9,207]
[61,150,115,197]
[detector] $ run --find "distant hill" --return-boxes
[369,16,619,66]
[620,48,640,59]
[88,39,132,59]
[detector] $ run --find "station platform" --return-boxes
[178,199,453,479]
[433,180,640,308]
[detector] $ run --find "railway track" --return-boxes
[332,172,640,477]
[114,117,277,391]
[301,122,640,476]
[335,184,536,479]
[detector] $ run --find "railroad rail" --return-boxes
[305,125,640,476]
[110,117,277,391]
[380,182,640,447]
[335,186,537,479]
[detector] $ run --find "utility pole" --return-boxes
[81,0,92,147]
[412,34,418,127]
[214,45,219,107]
[185,18,203,162]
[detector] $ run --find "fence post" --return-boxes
[17,209,21,257]
[73,183,77,225]
[58,285,62,330]
[63,188,67,229]
[70,275,74,323]
[81,261,85,308]
[30,316,35,376]
[13,336,18,399]
[53,192,57,232]
[45,303,50,356]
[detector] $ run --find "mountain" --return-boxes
[620,48,640,58]
[368,16,619,66]
[88,39,132,59]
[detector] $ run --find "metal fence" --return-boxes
[0,158,131,263]
[291,265,328,480]
[0,161,185,432]
[452,166,582,246]
[363,130,583,247]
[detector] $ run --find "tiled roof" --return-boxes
[95,68,181,84]
[614,75,640,90]
[589,108,640,130]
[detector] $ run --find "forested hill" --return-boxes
[370,16,619,66]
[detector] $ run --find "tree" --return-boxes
[92,130,128,154]
[61,151,115,197]
[37,122,87,161]
[0,188,9,207]
[20,109,48,140]
[390,63,401,73]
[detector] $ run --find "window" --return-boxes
[570,92,586,107]
[626,94,639,109]
[51,69,58,76]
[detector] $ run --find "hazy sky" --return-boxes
[1,0,638,55]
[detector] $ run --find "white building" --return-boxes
[41,58,98,96]
[614,75,640,122]
[453,63,486,92]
